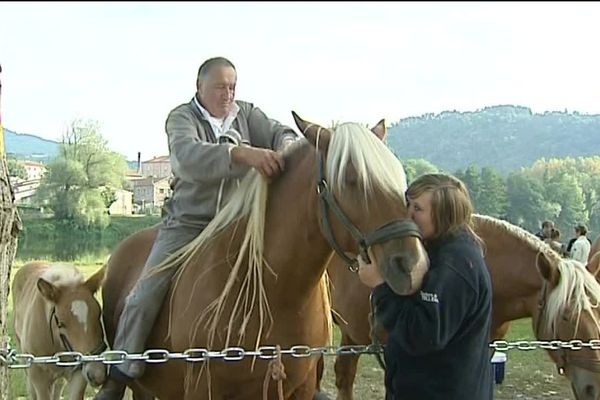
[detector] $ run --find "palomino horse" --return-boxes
[588,251,600,278]
[101,113,429,400]
[324,214,600,400]
[11,261,107,400]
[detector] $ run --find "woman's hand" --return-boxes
[357,252,385,288]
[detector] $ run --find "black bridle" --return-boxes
[315,151,422,272]
[49,306,107,359]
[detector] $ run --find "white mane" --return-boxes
[544,258,600,335]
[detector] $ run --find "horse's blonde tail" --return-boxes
[321,270,333,346]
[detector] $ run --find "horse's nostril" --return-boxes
[389,253,409,273]
[381,253,415,295]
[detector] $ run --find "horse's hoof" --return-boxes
[313,391,332,400]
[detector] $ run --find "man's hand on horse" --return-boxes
[232,146,285,179]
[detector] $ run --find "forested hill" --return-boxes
[386,105,600,174]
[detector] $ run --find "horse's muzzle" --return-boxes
[380,250,428,295]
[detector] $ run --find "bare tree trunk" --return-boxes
[0,63,22,400]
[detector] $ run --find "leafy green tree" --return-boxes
[523,156,597,235]
[460,165,481,207]
[36,120,127,228]
[6,155,28,180]
[403,158,439,184]
[477,167,507,218]
[544,172,587,232]
[505,173,559,232]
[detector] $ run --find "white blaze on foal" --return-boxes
[71,300,89,333]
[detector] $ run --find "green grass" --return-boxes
[6,260,575,399]
[317,319,574,400]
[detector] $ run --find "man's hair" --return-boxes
[542,220,554,229]
[197,57,236,83]
[406,173,481,246]
[575,223,588,235]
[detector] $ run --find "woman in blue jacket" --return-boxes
[358,173,494,400]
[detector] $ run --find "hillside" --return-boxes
[5,105,600,172]
[387,105,600,173]
[4,128,58,161]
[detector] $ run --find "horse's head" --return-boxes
[37,264,107,387]
[292,112,429,295]
[536,251,600,400]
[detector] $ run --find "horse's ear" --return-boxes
[85,264,106,294]
[37,278,59,303]
[291,111,330,151]
[537,251,559,287]
[371,119,387,141]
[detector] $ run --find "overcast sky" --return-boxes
[2,2,599,161]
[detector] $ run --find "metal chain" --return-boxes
[2,340,600,369]
[0,344,384,369]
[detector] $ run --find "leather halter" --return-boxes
[49,306,107,360]
[315,151,421,272]
[535,280,600,375]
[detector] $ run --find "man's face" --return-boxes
[543,224,554,237]
[197,66,237,119]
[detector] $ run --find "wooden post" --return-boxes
[0,63,22,400]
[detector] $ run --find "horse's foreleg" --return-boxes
[28,366,55,400]
[65,371,87,400]
[333,333,360,400]
[52,377,66,400]
[289,364,319,400]
[131,383,156,400]
[25,372,38,400]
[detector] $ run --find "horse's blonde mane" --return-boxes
[40,263,84,287]
[473,214,557,256]
[154,123,405,395]
[544,259,600,335]
[327,123,407,205]
[472,214,600,336]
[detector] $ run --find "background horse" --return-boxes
[590,234,600,262]
[325,214,600,400]
[101,113,429,399]
[11,261,107,400]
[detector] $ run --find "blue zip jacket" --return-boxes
[372,228,494,400]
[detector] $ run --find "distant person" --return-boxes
[535,220,554,241]
[546,228,564,255]
[570,223,591,264]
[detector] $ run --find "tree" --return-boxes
[36,119,127,229]
[402,158,439,184]
[477,167,508,218]
[505,173,559,232]
[6,155,27,180]
[459,165,481,208]
[0,63,22,400]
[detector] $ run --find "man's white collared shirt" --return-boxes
[194,97,240,139]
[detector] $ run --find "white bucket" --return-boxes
[491,351,507,384]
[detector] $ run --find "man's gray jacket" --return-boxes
[163,98,299,229]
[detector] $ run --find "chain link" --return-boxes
[2,340,599,369]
